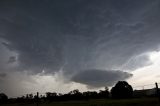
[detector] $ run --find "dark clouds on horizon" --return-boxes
[0,0,160,89]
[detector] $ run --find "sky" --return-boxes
[0,0,160,97]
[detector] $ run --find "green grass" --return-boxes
[2,98,160,106]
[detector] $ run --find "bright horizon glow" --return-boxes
[128,51,160,90]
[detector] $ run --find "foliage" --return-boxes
[111,81,133,99]
[0,93,8,103]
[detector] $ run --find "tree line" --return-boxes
[0,81,133,104]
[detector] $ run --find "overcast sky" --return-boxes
[0,0,160,97]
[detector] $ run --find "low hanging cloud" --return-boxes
[71,69,133,88]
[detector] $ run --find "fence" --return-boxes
[133,82,160,90]
[131,82,160,98]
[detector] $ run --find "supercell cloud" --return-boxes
[0,0,160,96]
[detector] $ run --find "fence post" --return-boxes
[155,82,160,101]
[36,92,39,106]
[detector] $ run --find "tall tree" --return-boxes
[0,93,8,103]
[111,81,133,99]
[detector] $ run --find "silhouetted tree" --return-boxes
[0,93,8,103]
[68,89,83,100]
[111,81,133,99]
[83,91,98,99]
[46,92,57,101]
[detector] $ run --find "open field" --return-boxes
[1,98,160,106]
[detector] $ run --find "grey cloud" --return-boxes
[0,71,38,97]
[121,54,152,71]
[0,73,6,78]
[0,39,18,74]
[71,69,132,88]
[8,56,17,63]
[0,73,6,82]
[0,0,160,74]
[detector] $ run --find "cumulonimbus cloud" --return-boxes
[0,0,160,91]
[71,69,132,88]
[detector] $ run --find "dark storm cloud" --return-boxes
[8,56,17,63]
[0,73,6,83]
[71,69,132,88]
[0,0,160,87]
[0,73,6,78]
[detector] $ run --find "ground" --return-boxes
[1,98,160,106]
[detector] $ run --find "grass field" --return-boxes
[2,98,160,106]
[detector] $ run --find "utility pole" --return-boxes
[155,82,160,101]
[36,92,39,106]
